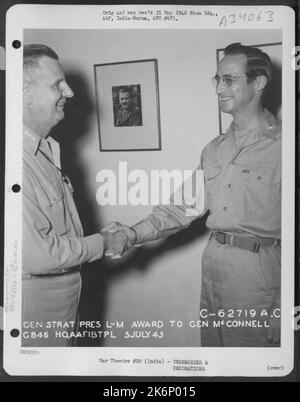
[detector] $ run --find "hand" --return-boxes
[267,303,281,345]
[101,222,137,259]
[101,230,129,259]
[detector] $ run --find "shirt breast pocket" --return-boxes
[205,163,222,182]
[237,166,281,218]
[36,181,70,235]
[204,162,222,211]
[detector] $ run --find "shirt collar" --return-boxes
[23,126,60,157]
[216,134,227,145]
[217,109,280,145]
[23,126,42,155]
[259,109,281,139]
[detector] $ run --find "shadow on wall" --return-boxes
[96,214,209,347]
[101,214,209,282]
[52,71,209,346]
[263,61,282,120]
[52,72,98,233]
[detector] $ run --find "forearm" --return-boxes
[132,169,207,244]
[23,228,104,275]
[132,203,203,244]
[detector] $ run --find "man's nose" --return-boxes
[216,79,226,94]
[62,82,74,98]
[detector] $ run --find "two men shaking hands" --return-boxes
[102,222,138,259]
[22,42,281,348]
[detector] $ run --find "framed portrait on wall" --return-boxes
[216,42,282,135]
[94,59,162,151]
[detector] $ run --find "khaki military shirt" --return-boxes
[134,110,281,242]
[23,127,104,276]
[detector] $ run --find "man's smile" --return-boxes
[57,100,66,108]
[219,96,233,102]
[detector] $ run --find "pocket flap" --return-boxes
[205,164,222,181]
[240,166,280,184]
[37,181,63,206]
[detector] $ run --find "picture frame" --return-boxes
[216,42,282,135]
[94,59,162,151]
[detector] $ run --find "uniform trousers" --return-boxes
[22,271,81,347]
[200,237,281,347]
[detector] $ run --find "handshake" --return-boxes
[101,222,138,259]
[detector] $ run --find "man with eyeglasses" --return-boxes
[104,43,281,347]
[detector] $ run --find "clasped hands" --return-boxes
[101,222,137,259]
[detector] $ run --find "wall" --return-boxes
[24,28,282,346]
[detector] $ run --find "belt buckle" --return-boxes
[252,242,260,253]
[218,232,226,244]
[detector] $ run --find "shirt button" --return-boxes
[228,184,231,188]
[223,207,227,211]
[257,176,262,180]
[231,161,236,165]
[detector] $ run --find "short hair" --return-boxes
[23,44,59,73]
[119,87,131,96]
[223,42,272,85]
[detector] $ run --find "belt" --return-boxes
[22,266,81,280]
[210,231,280,253]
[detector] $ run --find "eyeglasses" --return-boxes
[212,73,247,87]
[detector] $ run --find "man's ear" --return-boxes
[23,80,33,105]
[254,75,268,93]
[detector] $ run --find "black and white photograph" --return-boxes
[94,59,161,151]
[113,84,143,127]
[3,4,296,377]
